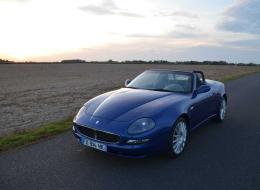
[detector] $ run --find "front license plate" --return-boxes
[82,138,107,152]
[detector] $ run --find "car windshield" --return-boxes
[127,71,193,93]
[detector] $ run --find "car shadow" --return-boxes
[78,118,227,168]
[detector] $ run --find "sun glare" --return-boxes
[0,0,126,60]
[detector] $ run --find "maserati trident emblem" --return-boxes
[95,120,100,124]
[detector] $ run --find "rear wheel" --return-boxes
[216,97,226,122]
[168,118,188,158]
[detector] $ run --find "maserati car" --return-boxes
[72,70,227,158]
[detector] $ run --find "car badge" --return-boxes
[95,120,100,124]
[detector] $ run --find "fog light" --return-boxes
[72,125,75,131]
[126,139,149,144]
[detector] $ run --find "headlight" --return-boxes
[128,118,155,135]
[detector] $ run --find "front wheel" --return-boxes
[168,118,188,158]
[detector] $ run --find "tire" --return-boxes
[216,96,227,122]
[167,117,188,158]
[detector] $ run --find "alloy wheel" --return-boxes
[172,121,187,154]
[220,98,226,120]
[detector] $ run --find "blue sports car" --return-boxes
[72,70,227,158]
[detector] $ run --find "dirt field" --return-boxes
[0,63,259,135]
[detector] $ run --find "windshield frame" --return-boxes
[127,70,194,93]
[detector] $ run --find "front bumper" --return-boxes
[72,124,170,158]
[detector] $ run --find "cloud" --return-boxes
[168,31,204,39]
[171,11,199,18]
[223,38,260,50]
[127,26,203,40]
[155,10,199,19]
[35,42,260,63]
[175,24,196,30]
[218,0,260,34]
[174,45,260,63]
[127,32,202,39]
[79,0,143,18]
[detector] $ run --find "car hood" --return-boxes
[83,88,186,122]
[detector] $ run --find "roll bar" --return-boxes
[192,71,206,84]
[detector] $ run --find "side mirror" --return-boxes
[125,79,131,87]
[197,85,211,94]
[192,85,211,98]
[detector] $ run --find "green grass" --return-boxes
[0,117,73,152]
[220,69,260,83]
[1,69,260,152]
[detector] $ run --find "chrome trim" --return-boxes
[74,123,121,144]
[192,114,217,130]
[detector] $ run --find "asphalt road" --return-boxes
[1,73,260,190]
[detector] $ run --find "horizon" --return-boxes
[1,58,258,65]
[0,0,260,63]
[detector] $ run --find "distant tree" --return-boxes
[0,59,14,64]
[61,59,86,63]
[248,62,257,66]
[1,58,257,66]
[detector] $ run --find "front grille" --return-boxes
[74,123,120,143]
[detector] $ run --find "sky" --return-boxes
[0,0,259,63]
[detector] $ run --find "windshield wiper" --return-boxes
[126,87,173,92]
[125,86,139,89]
[146,88,173,92]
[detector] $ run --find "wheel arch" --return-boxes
[178,113,190,129]
[223,93,227,103]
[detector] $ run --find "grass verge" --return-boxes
[0,117,73,152]
[219,69,260,83]
[1,69,260,152]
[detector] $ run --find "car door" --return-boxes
[205,82,221,115]
[188,74,215,128]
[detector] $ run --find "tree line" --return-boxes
[0,58,259,66]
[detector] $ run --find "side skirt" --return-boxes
[191,114,217,131]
